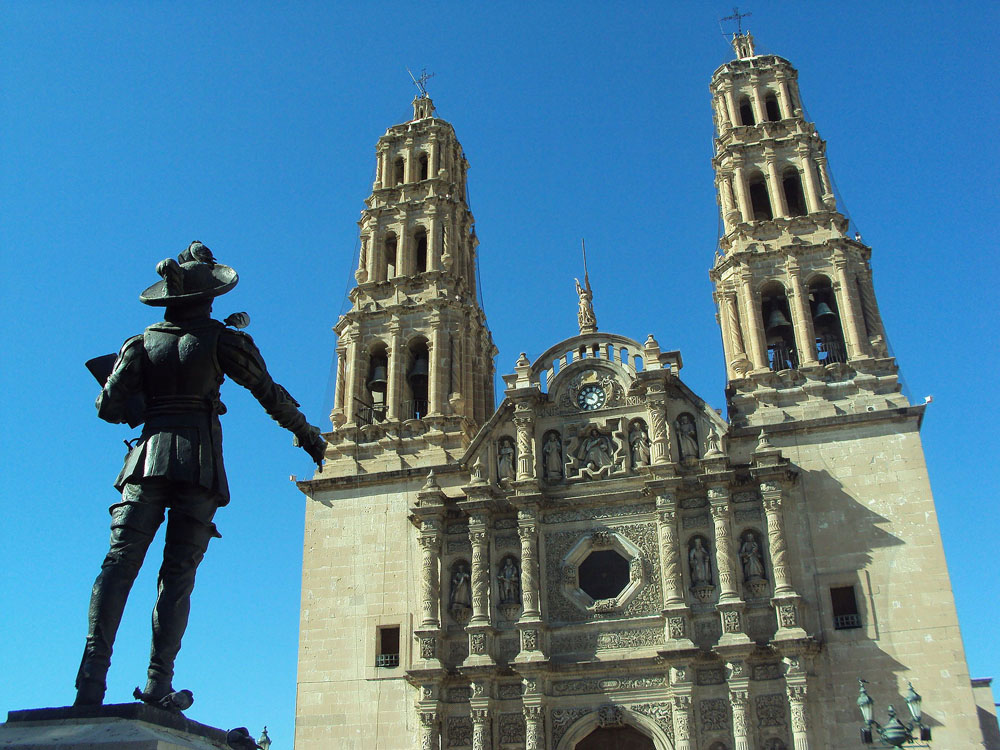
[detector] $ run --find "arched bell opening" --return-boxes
[782,166,808,217]
[414,227,428,273]
[765,91,782,121]
[748,172,773,221]
[403,337,430,420]
[363,343,389,424]
[418,152,429,181]
[761,282,797,371]
[393,156,405,186]
[384,233,398,279]
[809,276,847,364]
[738,95,755,126]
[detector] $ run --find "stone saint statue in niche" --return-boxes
[497,437,515,482]
[689,537,712,586]
[497,557,521,605]
[676,413,700,461]
[740,531,766,581]
[629,421,650,467]
[450,562,472,615]
[543,432,563,479]
[578,427,613,471]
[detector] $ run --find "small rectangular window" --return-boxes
[830,586,862,630]
[376,626,400,668]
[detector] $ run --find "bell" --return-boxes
[408,354,429,384]
[765,307,793,334]
[813,301,837,327]
[367,363,388,393]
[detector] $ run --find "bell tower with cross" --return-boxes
[708,29,904,427]
[325,80,496,468]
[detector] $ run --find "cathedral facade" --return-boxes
[294,35,987,749]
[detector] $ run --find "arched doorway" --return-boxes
[576,725,656,750]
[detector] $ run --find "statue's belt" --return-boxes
[144,396,219,420]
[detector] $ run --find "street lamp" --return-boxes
[857,679,932,746]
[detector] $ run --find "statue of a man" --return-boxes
[74,242,326,708]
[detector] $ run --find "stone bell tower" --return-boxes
[708,32,903,427]
[705,33,984,748]
[326,92,496,469]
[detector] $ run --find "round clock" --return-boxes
[577,384,607,411]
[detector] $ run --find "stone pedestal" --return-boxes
[1,704,230,749]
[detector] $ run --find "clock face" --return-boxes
[577,384,607,411]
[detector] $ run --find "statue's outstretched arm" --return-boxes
[218,328,326,465]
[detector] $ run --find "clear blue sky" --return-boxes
[2,2,997,746]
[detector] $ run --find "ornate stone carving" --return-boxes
[447,687,472,702]
[447,716,472,747]
[543,503,654,524]
[756,693,788,727]
[668,616,686,639]
[680,496,708,509]
[697,667,725,685]
[777,603,798,628]
[524,706,545,750]
[469,632,487,654]
[722,609,742,633]
[498,683,522,700]
[552,707,587,748]
[550,626,662,653]
[628,701,674,744]
[754,663,783,681]
[598,704,624,728]
[683,513,710,530]
[497,555,521,607]
[672,695,692,741]
[521,628,538,651]
[498,713,526,744]
[419,635,437,660]
[688,535,713,586]
[494,533,519,551]
[700,698,730,732]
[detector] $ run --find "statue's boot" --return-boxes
[143,508,216,702]
[75,501,160,706]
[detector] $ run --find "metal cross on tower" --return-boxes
[721,6,752,35]
[407,67,435,98]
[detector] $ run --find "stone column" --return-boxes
[710,489,738,601]
[732,158,752,223]
[647,393,669,465]
[786,260,818,366]
[428,321,443,417]
[469,514,491,626]
[343,332,362,425]
[471,706,491,750]
[776,74,794,118]
[724,87,739,128]
[417,521,442,629]
[334,346,347,412]
[418,709,440,750]
[671,694,692,750]
[518,509,540,619]
[749,77,766,124]
[738,270,768,371]
[761,482,792,595]
[656,493,684,606]
[833,256,868,360]
[765,152,788,218]
[857,268,886,346]
[723,290,749,377]
[523,705,544,750]
[514,409,534,481]
[386,323,403,421]
[796,146,823,213]
[787,684,811,750]
[730,688,752,750]
[815,154,836,209]
[716,291,735,374]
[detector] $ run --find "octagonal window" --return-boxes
[579,549,630,600]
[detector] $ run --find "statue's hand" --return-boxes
[296,424,327,466]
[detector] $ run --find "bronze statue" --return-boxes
[74,242,326,708]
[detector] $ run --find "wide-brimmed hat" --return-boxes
[140,241,238,307]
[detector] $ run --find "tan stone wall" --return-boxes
[772,414,982,747]
[294,481,422,750]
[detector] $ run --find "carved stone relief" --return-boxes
[756,694,788,728]
[700,698,730,732]
[542,430,564,481]
[627,702,674,745]
[543,503,654,524]
[447,717,472,747]
[498,713,526,744]
[564,420,627,480]
[551,708,589,749]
